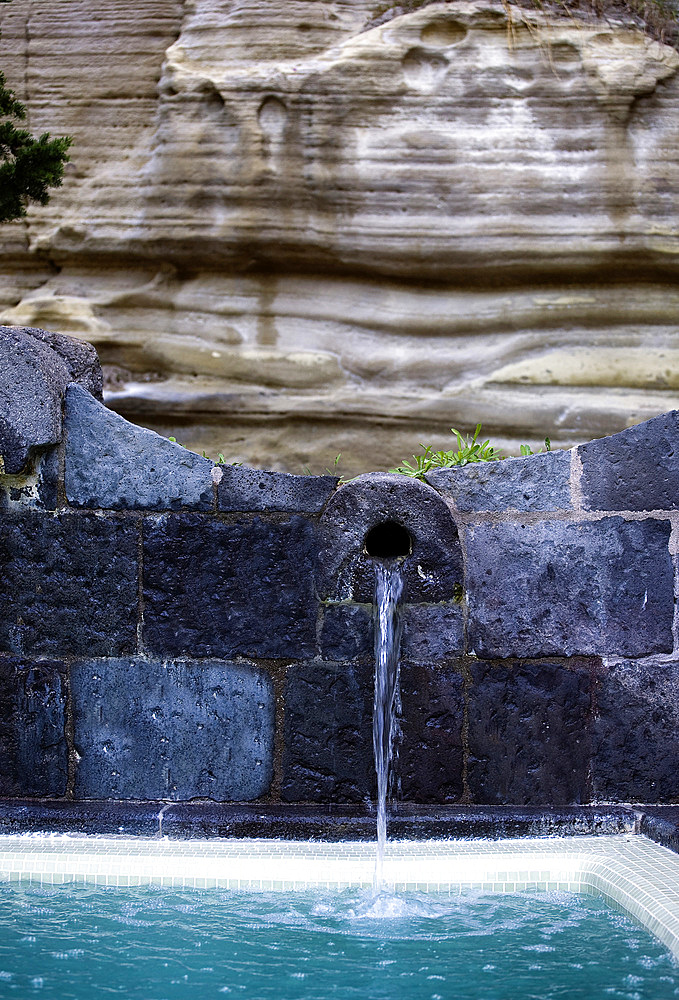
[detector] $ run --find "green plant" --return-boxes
[325,453,350,481]
[391,424,503,480]
[326,453,342,473]
[305,453,352,482]
[168,437,236,466]
[392,426,555,481]
[0,47,72,223]
[520,437,551,457]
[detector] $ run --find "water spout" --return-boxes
[373,562,404,890]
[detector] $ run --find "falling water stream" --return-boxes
[372,561,404,890]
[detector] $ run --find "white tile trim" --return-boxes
[0,833,677,959]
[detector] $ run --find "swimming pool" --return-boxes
[0,830,677,997]
[1,880,676,999]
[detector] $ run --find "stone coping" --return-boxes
[4,799,679,858]
[5,802,679,856]
[0,832,678,961]
[0,800,642,840]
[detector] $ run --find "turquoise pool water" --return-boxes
[0,885,676,999]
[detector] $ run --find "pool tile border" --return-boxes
[0,834,677,960]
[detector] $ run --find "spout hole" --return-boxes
[364,520,412,558]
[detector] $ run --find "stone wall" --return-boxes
[1,329,677,806]
[1,0,679,472]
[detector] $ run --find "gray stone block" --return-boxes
[399,661,464,802]
[142,514,318,659]
[65,384,214,510]
[318,473,463,603]
[0,512,139,657]
[0,326,101,474]
[0,655,67,797]
[320,604,373,661]
[218,465,338,513]
[401,604,465,663]
[591,658,679,802]
[465,517,673,658]
[426,450,572,512]
[71,658,274,801]
[282,660,373,802]
[579,410,679,511]
[467,660,592,805]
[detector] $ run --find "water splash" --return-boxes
[157,803,171,839]
[373,562,404,890]
[349,891,434,921]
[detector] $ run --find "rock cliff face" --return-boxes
[1,0,678,472]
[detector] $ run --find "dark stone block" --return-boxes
[467,660,593,805]
[143,514,318,659]
[398,662,464,802]
[0,512,139,657]
[579,411,679,511]
[320,600,465,665]
[65,385,214,510]
[320,604,373,661]
[426,450,572,512]
[218,465,338,513]
[71,658,274,801]
[640,807,679,854]
[37,448,59,511]
[401,604,465,663]
[591,658,679,802]
[282,660,374,802]
[0,655,67,797]
[0,326,101,474]
[318,473,463,603]
[465,517,673,658]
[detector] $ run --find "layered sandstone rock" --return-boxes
[1,0,678,473]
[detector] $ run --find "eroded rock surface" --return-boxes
[0,325,101,474]
[1,0,678,472]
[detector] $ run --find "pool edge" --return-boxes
[0,832,677,961]
[0,799,651,842]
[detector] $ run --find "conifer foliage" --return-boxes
[0,0,72,223]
